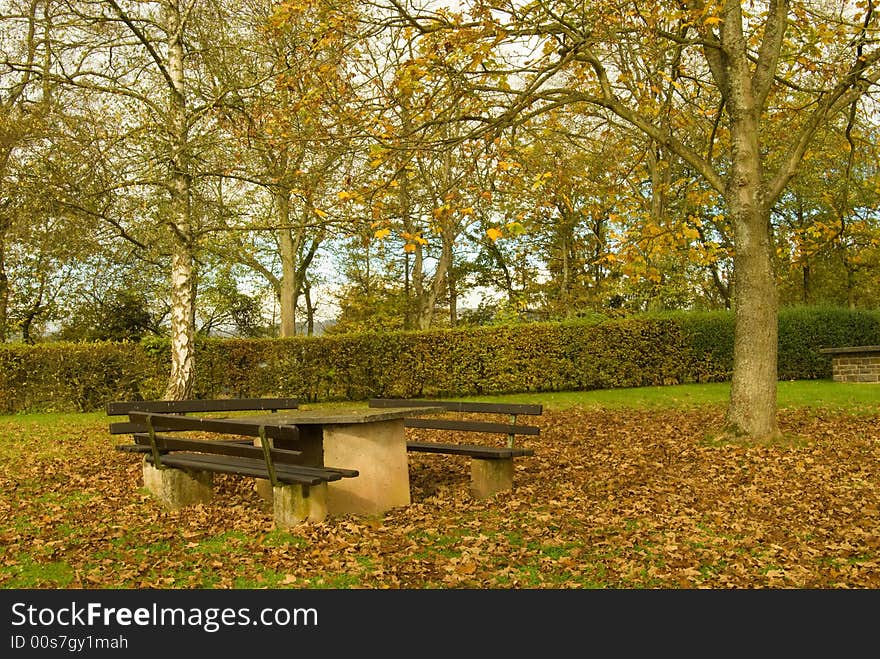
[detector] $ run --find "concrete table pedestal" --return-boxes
[322,419,411,515]
[244,406,443,517]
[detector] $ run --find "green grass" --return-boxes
[285,379,880,414]
[456,379,879,412]
[1,381,875,425]
[2,556,75,588]
[0,411,106,426]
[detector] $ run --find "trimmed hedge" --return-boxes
[1,307,878,414]
[0,342,151,414]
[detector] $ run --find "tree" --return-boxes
[381,0,880,438]
[216,0,363,337]
[0,0,53,341]
[9,0,270,396]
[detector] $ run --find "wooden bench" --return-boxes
[107,399,358,526]
[368,398,542,498]
[107,397,303,445]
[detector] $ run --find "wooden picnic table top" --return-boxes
[127,406,446,436]
[216,406,447,426]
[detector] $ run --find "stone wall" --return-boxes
[822,347,880,383]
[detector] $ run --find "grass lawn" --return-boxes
[0,379,877,589]
[283,378,880,413]
[465,379,880,412]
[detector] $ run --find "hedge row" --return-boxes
[1,307,878,414]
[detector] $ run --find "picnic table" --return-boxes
[110,397,543,528]
[124,404,444,517]
[214,406,446,515]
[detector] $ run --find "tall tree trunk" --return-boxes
[727,202,778,438]
[420,229,454,329]
[559,230,570,313]
[277,191,298,337]
[725,102,779,438]
[20,275,44,345]
[647,145,670,222]
[802,264,810,305]
[399,171,427,325]
[844,258,856,309]
[304,282,315,335]
[701,0,785,439]
[0,227,8,342]
[448,265,458,326]
[410,241,426,325]
[278,213,321,338]
[163,0,195,401]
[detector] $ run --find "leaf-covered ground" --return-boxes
[1,406,878,589]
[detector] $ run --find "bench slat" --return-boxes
[125,411,300,442]
[147,453,357,484]
[404,417,540,435]
[110,421,178,435]
[130,433,303,464]
[115,444,154,453]
[146,454,327,485]
[369,398,543,416]
[406,441,535,459]
[107,398,299,416]
[115,436,252,448]
[110,418,303,437]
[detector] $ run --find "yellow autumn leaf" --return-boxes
[487,227,503,241]
[314,208,328,218]
[374,228,391,240]
[704,16,722,26]
[403,243,416,253]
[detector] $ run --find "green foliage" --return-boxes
[1,307,878,413]
[327,287,410,335]
[777,306,880,380]
[197,273,273,338]
[676,310,737,382]
[0,341,154,413]
[56,290,156,342]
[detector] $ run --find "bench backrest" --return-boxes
[107,398,299,435]
[368,398,542,446]
[368,398,543,416]
[130,432,304,464]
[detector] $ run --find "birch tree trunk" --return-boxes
[162,0,196,400]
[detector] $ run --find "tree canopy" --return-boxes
[1,0,878,437]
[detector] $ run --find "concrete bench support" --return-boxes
[273,483,328,527]
[470,458,514,498]
[142,458,213,509]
